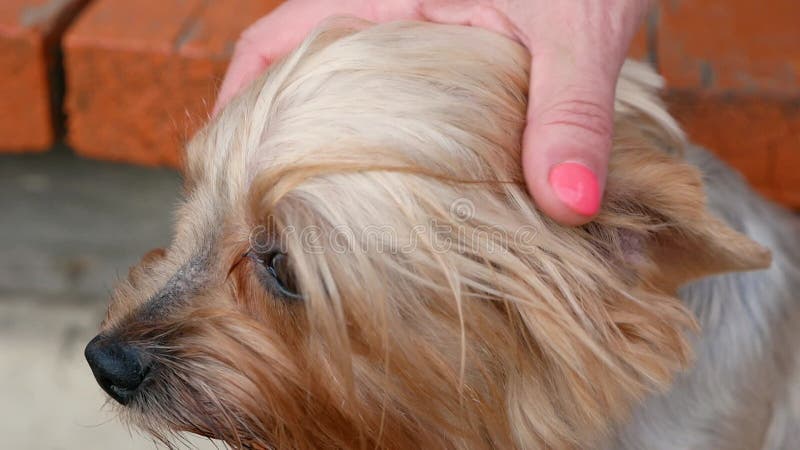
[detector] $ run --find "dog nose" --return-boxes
[84,335,150,405]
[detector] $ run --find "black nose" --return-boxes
[84,335,150,405]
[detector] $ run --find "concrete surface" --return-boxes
[0,146,217,449]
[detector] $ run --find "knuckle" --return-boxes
[233,32,257,55]
[235,22,269,55]
[539,97,614,141]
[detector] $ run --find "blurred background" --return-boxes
[0,0,798,449]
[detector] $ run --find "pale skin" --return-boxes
[214,0,651,226]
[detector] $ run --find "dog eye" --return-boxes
[253,251,302,300]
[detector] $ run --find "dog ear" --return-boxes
[600,62,771,291]
[601,127,771,292]
[502,134,770,443]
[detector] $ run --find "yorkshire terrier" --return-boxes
[85,20,800,449]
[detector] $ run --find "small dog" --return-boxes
[85,20,800,449]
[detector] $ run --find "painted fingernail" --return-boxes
[548,162,601,216]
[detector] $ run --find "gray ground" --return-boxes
[0,146,217,449]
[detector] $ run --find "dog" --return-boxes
[84,20,800,449]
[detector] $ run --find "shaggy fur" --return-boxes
[86,20,798,449]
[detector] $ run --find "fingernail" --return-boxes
[548,162,601,216]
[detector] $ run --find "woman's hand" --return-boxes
[215,0,651,226]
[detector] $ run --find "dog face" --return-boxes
[84,21,770,449]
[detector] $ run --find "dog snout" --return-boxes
[84,335,150,405]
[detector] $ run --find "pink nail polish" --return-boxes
[548,162,601,216]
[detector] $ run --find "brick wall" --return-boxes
[1,0,798,208]
[64,0,281,166]
[0,0,89,151]
[646,0,800,207]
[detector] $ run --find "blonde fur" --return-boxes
[94,20,771,449]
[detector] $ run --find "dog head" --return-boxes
[85,20,770,449]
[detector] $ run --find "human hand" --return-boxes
[215,0,651,226]
[214,0,421,115]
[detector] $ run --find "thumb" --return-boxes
[522,51,620,226]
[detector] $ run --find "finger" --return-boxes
[214,46,269,115]
[521,50,620,226]
[214,0,328,113]
[420,0,519,41]
[215,0,411,114]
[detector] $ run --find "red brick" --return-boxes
[628,23,648,60]
[0,0,88,152]
[666,92,800,208]
[627,2,661,62]
[658,0,800,95]
[773,125,800,208]
[64,0,281,167]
